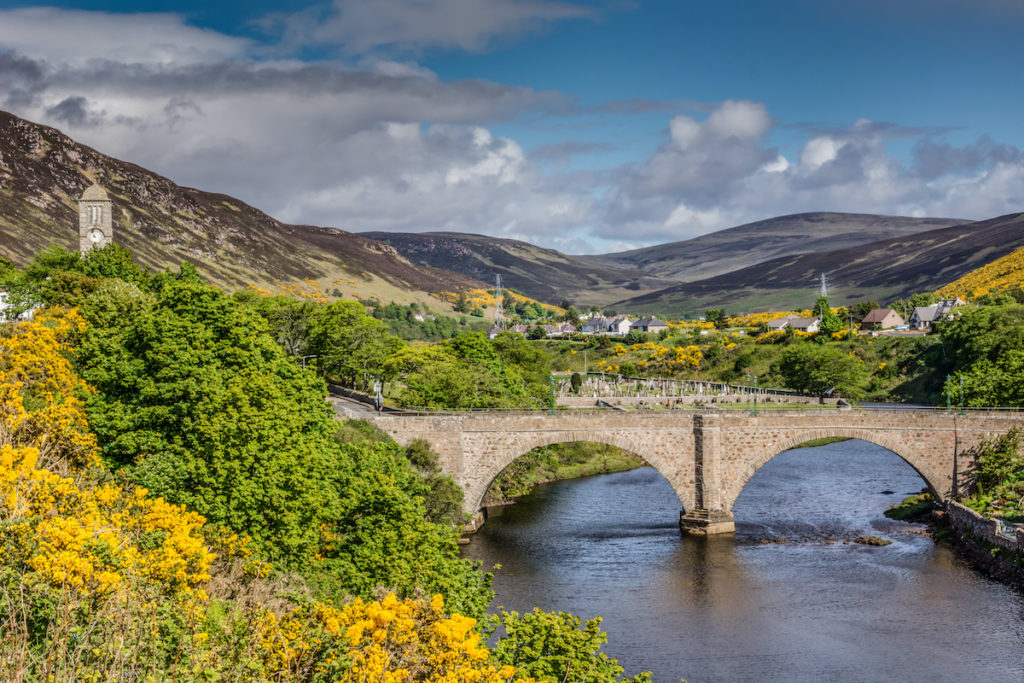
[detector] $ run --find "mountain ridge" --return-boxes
[361,230,678,306]
[583,212,966,282]
[612,212,1024,315]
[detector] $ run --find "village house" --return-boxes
[766,314,819,332]
[581,316,607,334]
[910,298,965,330]
[860,308,905,331]
[766,314,801,331]
[0,291,37,323]
[789,317,820,333]
[633,316,669,334]
[606,316,633,336]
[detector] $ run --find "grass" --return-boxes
[788,436,852,448]
[884,491,934,521]
[483,442,644,505]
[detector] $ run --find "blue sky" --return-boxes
[1,0,1022,252]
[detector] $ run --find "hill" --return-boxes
[936,242,1024,300]
[0,110,485,306]
[361,231,676,305]
[613,213,1024,315]
[584,212,964,282]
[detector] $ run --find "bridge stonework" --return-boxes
[367,410,1024,534]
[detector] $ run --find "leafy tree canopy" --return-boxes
[775,343,868,398]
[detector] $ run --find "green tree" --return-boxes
[814,295,843,336]
[454,291,470,313]
[562,305,581,327]
[776,343,868,399]
[491,608,652,682]
[852,300,880,323]
[76,278,342,565]
[308,299,401,389]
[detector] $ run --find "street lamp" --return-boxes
[959,375,965,416]
[301,354,317,369]
[752,374,759,416]
[549,375,556,415]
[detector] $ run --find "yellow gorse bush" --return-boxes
[1,442,214,598]
[0,313,214,599]
[936,244,1024,300]
[258,592,534,682]
[0,307,98,473]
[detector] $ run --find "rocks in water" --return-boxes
[881,490,895,495]
[854,536,893,546]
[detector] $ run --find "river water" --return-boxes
[462,440,1024,682]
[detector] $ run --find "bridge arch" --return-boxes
[464,430,696,516]
[721,428,946,514]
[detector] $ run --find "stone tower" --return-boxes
[78,184,113,254]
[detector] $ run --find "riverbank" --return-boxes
[481,442,645,507]
[935,503,1024,590]
[885,493,1024,590]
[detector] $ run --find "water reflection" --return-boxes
[463,440,1024,682]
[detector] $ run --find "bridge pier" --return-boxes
[683,414,735,535]
[679,508,735,535]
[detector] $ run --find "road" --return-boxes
[327,394,379,418]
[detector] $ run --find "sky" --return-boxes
[1,0,1023,253]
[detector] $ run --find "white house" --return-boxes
[766,314,801,331]
[0,291,37,323]
[790,317,820,333]
[606,316,632,336]
[910,298,965,330]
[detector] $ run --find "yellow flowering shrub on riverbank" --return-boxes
[258,592,534,682]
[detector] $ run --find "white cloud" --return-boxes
[706,100,771,140]
[669,115,701,149]
[761,155,790,173]
[799,136,845,170]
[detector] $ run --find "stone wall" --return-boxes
[945,501,1024,552]
[556,395,835,408]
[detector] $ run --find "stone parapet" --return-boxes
[945,500,1022,552]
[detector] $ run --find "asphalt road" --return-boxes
[328,395,379,418]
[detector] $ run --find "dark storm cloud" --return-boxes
[44,95,91,126]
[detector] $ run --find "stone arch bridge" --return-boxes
[366,409,1024,534]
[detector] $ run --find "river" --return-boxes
[462,439,1024,682]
